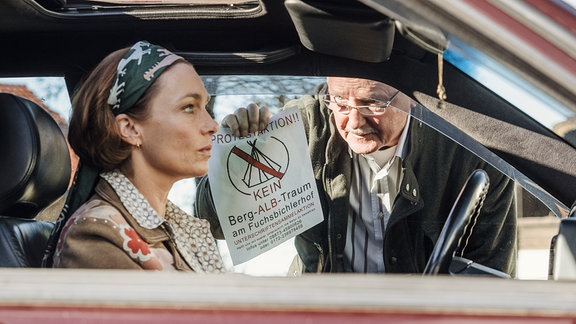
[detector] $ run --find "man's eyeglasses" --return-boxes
[321,90,400,116]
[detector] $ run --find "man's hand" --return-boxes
[221,103,271,137]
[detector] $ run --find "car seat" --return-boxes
[0,93,71,267]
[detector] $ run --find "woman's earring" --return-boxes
[136,143,142,150]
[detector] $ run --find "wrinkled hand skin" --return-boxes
[221,103,271,137]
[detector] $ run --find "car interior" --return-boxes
[0,0,575,280]
[0,93,71,267]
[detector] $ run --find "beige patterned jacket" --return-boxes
[53,170,224,272]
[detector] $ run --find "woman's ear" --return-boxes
[115,113,140,146]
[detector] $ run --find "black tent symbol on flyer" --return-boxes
[227,137,289,195]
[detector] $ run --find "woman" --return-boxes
[50,41,224,272]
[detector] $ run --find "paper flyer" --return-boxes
[208,107,323,265]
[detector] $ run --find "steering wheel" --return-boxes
[423,169,490,275]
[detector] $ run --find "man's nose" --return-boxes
[346,105,366,128]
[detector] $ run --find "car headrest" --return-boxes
[0,93,71,218]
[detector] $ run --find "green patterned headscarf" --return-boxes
[108,40,183,114]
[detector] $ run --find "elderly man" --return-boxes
[197,77,517,275]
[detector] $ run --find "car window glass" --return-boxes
[0,75,562,280]
[409,105,562,280]
[445,41,576,147]
[181,75,562,279]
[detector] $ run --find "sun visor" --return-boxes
[285,0,394,63]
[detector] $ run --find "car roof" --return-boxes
[1,0,574,105]
[0,1,428,84]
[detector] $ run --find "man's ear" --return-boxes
[115,113,140,146]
